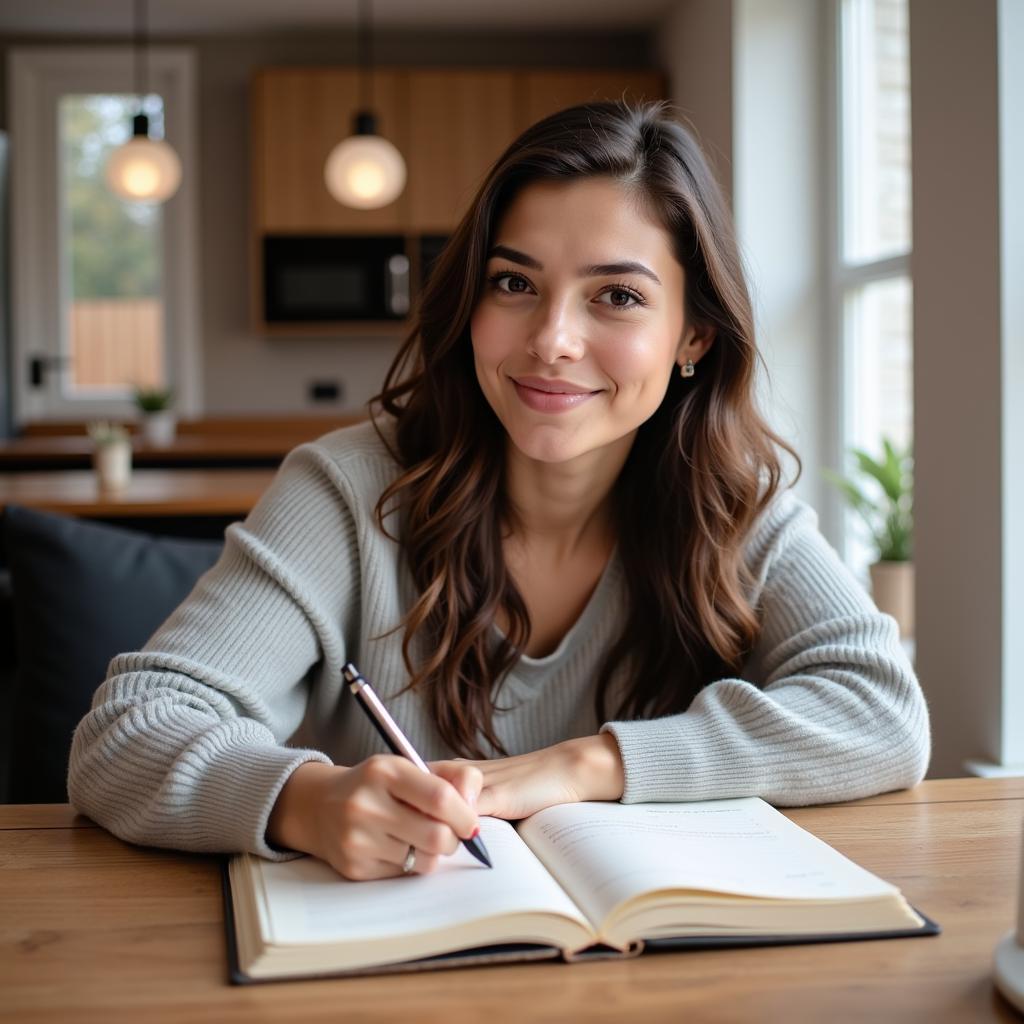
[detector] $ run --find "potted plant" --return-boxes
[824,438,914,637]
[87,421,132,491]
[134,387,176,446]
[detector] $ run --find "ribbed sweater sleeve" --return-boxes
[67,442,361,859]
[601,494,931,806]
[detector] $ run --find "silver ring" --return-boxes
[401,845,417,874]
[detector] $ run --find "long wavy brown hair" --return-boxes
[371,100,800,758]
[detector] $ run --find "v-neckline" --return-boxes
[492,545,621,671]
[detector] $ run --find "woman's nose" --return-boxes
[526,298,585,363]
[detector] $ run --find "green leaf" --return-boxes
[853,448,902,504]
[883,438,902,488]
[822,436,914,562]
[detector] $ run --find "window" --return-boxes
[834,0,913,581]
[9,47,200,423]
[60,93,167,397]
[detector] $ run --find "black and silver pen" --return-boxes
[342,662,493,869]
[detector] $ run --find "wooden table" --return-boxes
[0,468,275,517]
[0,416,364,469]
[2,778,1023,1022]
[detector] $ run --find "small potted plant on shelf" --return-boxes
[824,437,914,637]
[87,421,132,491]
[134,386,176,447]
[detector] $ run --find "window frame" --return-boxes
[8,46,202,424]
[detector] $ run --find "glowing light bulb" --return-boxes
[106,137,182,203]
[324,134,406,210]
[349,161,387,200]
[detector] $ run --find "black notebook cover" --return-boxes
[221,859,940,985]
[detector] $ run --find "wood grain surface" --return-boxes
[2,778,1022,1023]
[0,468,275,517]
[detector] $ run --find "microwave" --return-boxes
[262,235,448,323]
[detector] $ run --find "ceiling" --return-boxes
[0,0,676,36]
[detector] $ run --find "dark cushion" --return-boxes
[3,506,222,803]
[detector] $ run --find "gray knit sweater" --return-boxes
[67,420,930,860]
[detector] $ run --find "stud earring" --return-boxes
[680,359,695,379]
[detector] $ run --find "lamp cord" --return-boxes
[133,0,148,105]
[357,0,373,112]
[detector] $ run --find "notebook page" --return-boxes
[517,798,899,928]
[257,816,590,945]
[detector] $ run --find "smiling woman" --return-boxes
[68,101,930,884]
[370,101,814,761]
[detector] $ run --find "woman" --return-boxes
[68,101,929,882]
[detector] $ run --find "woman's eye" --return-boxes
[597,287,644,309]
[490,272,532,294]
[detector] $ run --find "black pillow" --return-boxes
[3,506,223,803]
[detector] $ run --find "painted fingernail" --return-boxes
[470,826,480,839]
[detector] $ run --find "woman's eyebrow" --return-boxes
[489,244,542,269]
[585,260,662,287]
[488,244,662,287]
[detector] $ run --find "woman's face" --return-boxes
[470,176,708,467]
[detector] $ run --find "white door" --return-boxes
[9,47,201,425]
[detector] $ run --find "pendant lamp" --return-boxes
[105,0,182,204]
[324,0,407,210]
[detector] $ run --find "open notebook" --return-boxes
[224,796,938,982]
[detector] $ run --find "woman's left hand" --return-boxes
[431,734,625,821]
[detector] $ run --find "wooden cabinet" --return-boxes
[252,67,666,237]
[406,70,518,233]
[252,68,409,233]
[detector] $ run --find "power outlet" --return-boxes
[309,379,343,403]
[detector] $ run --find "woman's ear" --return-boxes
[676,322,716,371]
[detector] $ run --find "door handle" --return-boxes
[28,354,73,389]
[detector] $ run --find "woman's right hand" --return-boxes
[266,756,483,881]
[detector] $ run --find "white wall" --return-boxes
[656,0,734,205]
[732,0,828,525]
[911,0,1023,776]
[999,0,1024,767]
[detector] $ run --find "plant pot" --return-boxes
[93,440,132,491]
[869,560,914,638]
[142,410,177,447]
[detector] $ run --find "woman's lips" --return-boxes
[511,377,601,413]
